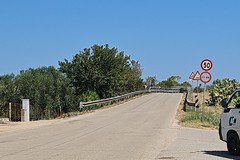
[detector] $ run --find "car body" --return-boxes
[219,89,240,155]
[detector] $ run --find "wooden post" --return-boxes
[9,102,11,121]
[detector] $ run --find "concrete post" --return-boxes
[21,99,30,122]
[21,109,26,122]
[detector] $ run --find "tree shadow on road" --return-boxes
[203,150,240,160]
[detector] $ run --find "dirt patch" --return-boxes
[0,119,62,134]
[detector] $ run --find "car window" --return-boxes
[228,91,240,108]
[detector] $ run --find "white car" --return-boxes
[219,89,240,155]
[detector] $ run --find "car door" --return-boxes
[221,91,240,135]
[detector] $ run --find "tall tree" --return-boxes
[158,76,181,88]
[126,60,144,91]
[0,74,18,117]
[146,76,157,88]
[15,66,77,120]
[59,44,144,99]
[181,81,192,87]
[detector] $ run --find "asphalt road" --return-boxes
[0,93,237,160]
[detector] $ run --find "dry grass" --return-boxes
[177,91,222,130]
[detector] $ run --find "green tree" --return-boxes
[59,44,144,99]
[0,44,144,120]
[158,76,181,88]
[15,66,77,120]
[0,74,18,117]
[126,60,144,91]
[181,81,192,87]
[91,44,131,98]
[146,76,157,88]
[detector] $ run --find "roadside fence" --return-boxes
[80,87,181,111]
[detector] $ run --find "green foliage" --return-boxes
[229,96,240,108]
[127,60,144,91]
[14,66,78,120]
[209,78,239,106]
[193,86,204,93]
[0,67,78,120]
[59,44,144,99]
[158,76,181,88]
[146,76,157,88]
[181,81,192,87]
[80,91,99,102]
[0,44,144,121]
[0,74,18,117]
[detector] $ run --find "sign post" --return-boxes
[192,71,201,110]
[189,72,195,95]
[200,59,213,120]
[200,72,212,116]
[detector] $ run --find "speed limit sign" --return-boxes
[201,59,212,71]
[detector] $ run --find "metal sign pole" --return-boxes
[196,80,199,111]
[199,59,213,121]
[197,80,199,95]
[202,83,206,121]
[191,80,193,91]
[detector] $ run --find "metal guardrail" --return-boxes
[79,88,181,110]
[149,87,181,93]
[183,88,195,111]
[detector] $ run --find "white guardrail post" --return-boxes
[79,102,83,112]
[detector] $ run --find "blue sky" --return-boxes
[0,0,240,84]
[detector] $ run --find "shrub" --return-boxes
[80,91,100,102]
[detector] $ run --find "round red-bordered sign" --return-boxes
[201,59,213,71]
[200,71,212,83]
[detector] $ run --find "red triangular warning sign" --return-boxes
[192,71,201,80]
[189,72,194,80]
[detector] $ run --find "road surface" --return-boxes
[0,93,236,160]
